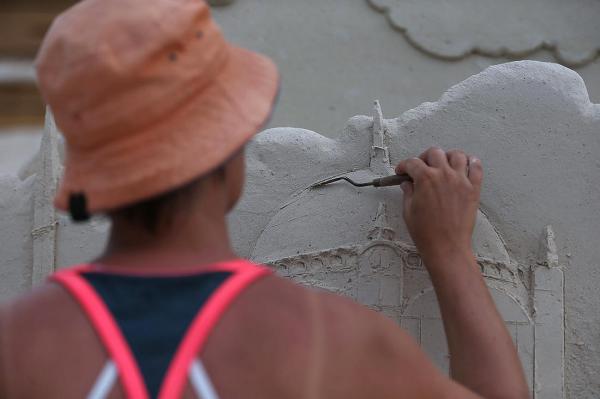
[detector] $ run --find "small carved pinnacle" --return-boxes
[539,225,560,268]
[372,100,385,148]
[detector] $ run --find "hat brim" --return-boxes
[54,45,280,213]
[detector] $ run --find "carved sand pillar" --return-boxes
[533,226,565,398]
[31,108,61,285]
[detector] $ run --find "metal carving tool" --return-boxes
[311,174,412,189]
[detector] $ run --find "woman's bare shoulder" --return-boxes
[244,274,477,399]
[0,282,107,398]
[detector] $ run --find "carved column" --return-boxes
[534,226,565,398]
[31,108,61,285]
[369,100,391,175]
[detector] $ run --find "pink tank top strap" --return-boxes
[51,265,150,399]
[158,260,270,399]
[50,259,271,399]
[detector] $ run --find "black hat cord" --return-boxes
[69,193,91,222]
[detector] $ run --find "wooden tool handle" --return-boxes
[372,174,413,187]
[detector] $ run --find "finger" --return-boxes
[447,150,468,173]
[423,147,448,168]
[395,157,429,181]
[468,156,483,188]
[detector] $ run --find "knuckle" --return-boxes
[432,170,446,183]
[421,168,435,180]
[452,178,470,193]
[442,167,457,181]
[466,186,480,199]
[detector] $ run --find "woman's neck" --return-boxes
[96,199,237,272]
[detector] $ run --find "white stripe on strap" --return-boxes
[87,360,118,399]
[189,360,220,399]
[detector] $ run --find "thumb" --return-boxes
[401,181,414,197]
[400,181,414,215]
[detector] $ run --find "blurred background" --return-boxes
[0,0,75,173]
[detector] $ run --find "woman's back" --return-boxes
[2,257,473,399]
[0,261,325,398]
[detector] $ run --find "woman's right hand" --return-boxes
[395,147,483,268]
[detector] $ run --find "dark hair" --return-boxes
[110,165,225,234]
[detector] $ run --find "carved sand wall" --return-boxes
[0,61,597,397]
[3,0,600,170]
[367,0,600,66]
[0,112,109,299]
[229,61,599,398]
[209,0,600,137]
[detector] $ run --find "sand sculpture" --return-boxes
[1,60,598,397]
[233,101,564,397]
[367,0,600,67]
[251,137,556,394]
[230,61,600,397]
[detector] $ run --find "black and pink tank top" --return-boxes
[51,259,270,399]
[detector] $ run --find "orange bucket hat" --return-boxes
[35,0,279,217]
